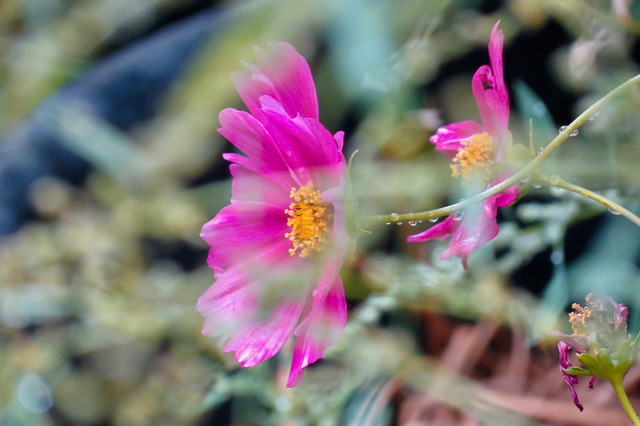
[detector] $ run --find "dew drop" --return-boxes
[588,112,600,121]
[558,125,568,134]
[428,218,438,223]
[408,221,418,226]
[397,221,403,225]
[520,176,530,183]
[453,212,464,221]
[385,222,391,225]
[550,250,564,265]
[390,212,400,222]
[608,207,621,216]
[532,183,542,189]
[570,129,579,137]
[537,147,544,155]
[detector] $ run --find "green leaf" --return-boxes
[38,102,147,188]
[563,366,593,377]
[513,81,557,148]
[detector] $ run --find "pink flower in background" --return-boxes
[407,178,517,269]
[557,294,634,412]
[408,22,517,268]
[197,43,348,387]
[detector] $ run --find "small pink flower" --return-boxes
[557,294,635,412]
[408,22,517,268]
[197,43,349,387]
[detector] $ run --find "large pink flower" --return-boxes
[408,22,517,268]
[197,43,348,387]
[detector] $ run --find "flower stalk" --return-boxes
[611,376,640,426]
[536,174,640,227]
[364,73,640,227]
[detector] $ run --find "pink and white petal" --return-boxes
[483,178,519,219]
[494,182,518,208]
[471,65,498,135]
[558,341,584,411]
[225,162,292,206]
[472,22,510,143]
[407,215,459,243]
[488,22,506,100]
[287,275,347,387]
[261,110,346,188]
[201,202,291,271]
[234,43,319,121]
[218,108,292,182]
[441,213,500,269]
[197,268,258,341]
[333,130,345,152]
[429,121,483,158]
[224,298,307,368]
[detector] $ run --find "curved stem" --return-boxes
[363,73,640,226]
[611,376,640,426]
[538,175,640,228]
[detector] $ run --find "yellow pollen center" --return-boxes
[569,302,591,335]
[285,182,332,258]
[451,132,495,178]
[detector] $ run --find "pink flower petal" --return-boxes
[224,298,307,368]
[201,202,291,272]
[558,341,584,411]
[218,108,294,189]
[429,121,483,158]
[261,110,346,188]
[224,162,293,206]
[407,215,459,243]
[287,274,347,387]
[441,211,500,269]
[471,22,509,153]
[233,42,319,121]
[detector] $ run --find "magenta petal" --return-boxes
[471,22,509,147]
[429,121,483,158]
[224,298,307,368]
[494,183,519,208]
[407,215,459,243]
[234,42,319,121]
[441,214,499,269]
[197,268,257,340]
[261,110,346,188]
[200,202,290,271]
[488,22,507,113]
[558,341,584,411]
[287,275,347,387]
[218,109,292,182]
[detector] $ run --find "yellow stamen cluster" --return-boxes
[569,302,592,335]
[285,182,332,257]
[451,132,495,178]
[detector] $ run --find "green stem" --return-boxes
[610,376,640,426]
[363,73,640,226]
[538,175,640,228]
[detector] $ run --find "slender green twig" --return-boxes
[363,73,640,226]
[537,174,640,227]
[610,376,640,426]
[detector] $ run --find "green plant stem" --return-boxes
[610,376,640,426]
[363,73,640,226]
[538,175,640,227]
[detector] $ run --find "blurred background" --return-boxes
[1,0,640,424]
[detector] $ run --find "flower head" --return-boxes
[430,21,510,177]
[197,43,349,387]
[557,293,639,411]
[407,22,517,268]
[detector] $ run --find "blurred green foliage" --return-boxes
[1,0,640,424]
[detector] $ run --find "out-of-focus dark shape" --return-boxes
[0,8,220,235]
